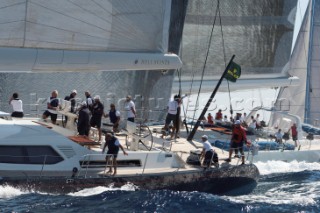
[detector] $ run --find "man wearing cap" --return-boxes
[226,120,247,164]
[77,101,90,137]
[200,135,218,168]
[90,95,104,142]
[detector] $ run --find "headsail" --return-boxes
[274,0,320,125]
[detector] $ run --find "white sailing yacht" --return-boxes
[163,0,320,164]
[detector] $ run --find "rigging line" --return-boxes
[185,0,202,125]
[191,0,220,124]
[176,35,189,122]
[217,0,233,116]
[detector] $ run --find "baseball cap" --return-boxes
[201,135,208,139]
[81,101,87,107]
[235,120,241,125]
[72,89,77,94]
[94,95,100,100]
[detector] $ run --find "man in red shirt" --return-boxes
[226,120,247,164]
[207,113,214,125]
[290,123,299,147]
[215,109,223,120]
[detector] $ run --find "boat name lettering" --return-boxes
[139,59,170,65]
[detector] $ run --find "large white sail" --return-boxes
[0,0,182,72]
[1,0,169,52]
[0,0,187,121]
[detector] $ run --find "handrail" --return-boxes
[40,155,47,178]
[0,151,189,179]
[142,153,149,174]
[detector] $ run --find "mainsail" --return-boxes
[0,0,187,121]
[0,0,181,72]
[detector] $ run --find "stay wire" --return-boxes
[185,0,202,124]
[217,1,233,116]
[191,0,220,124]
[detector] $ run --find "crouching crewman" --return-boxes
[200,135,218,168]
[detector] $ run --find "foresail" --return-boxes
[274,0,320,126]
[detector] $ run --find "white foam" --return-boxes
[68,183,138,197]
[0,185,28,199]
[255,160,320,175]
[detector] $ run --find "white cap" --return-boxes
[72,89,77,94]
[94,95,100,100]
[201,135,208,139]
[81,101,87,107]
[235,120,241,125]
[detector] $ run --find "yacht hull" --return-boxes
[0,164,259,195]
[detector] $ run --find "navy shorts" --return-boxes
[231,141,244,153]
[165,113,176,125]
[90,116,102,128]
[43,110,58,122]
[107,150,119,159]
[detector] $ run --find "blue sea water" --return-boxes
[1,161,320,213]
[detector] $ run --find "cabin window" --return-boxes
[0,145,64,164]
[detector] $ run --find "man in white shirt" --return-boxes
[274,129,283,143]
[200,135,218,168]
[9,93,24,118]
[125,95,136,122]
[162,96,179,139]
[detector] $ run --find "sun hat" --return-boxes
[235,120,241,125]
[201,135,208,139]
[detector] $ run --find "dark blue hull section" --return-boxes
[1,164,259,195]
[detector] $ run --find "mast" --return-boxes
[187,55,235,141]
[305,0,315,124]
